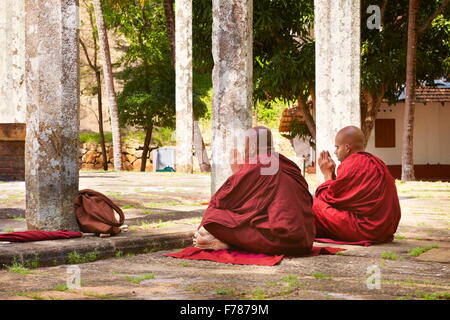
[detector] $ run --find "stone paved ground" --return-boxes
[0,171,449,300]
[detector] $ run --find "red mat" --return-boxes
[164,246,346,266]
[315,238,372,247]
[0,230,83,242]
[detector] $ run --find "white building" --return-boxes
[366,85,450,181]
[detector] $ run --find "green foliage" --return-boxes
[255,100,288,129]
[80,132,113,144]
[361,0,450,102]
[104,0,207,134]
[151,127,176,146]
[193,0,450,119]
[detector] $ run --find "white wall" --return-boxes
[366,101,450,165]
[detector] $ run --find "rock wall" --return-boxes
[80,142,153,171]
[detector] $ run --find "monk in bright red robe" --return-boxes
[193,126,315,255]
[313,126,401,243]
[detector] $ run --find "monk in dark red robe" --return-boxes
[313,126,401,243]
[193,126,315,255]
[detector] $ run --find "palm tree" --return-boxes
[80,0,108,171]
[401,0,419,182]
[402,0,449,181]
[92,0,122,171]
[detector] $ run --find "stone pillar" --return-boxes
[24,0,80,231]
[0,0,26,123]
[211,0,253,193]
[314,0,361,182]
[175,0,193,173]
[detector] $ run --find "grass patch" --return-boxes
[5,257,30,275]
[52,283,69,292]
[83,292,114,300]
[67,250,99,264]
[250,287,267,300]
[408,245,439,257]
[381,251,399,260]
[115,250,124,258]
[135,220,176,230]
[124,273,155,284]
[216,288,237,296]
[394,235,406,240]
[12,216,25,221]
[282,274,301,287]
[144,201,183,208]
[17,292,45,300]
[122,205,136,209]
[407,290,450,300]
[80,132,112,144]
[312,273,333,280]
[24,255,40,269]
[2,228,14,233]
[178,261,192,267]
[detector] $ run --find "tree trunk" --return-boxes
[95,70,108,171]
[193,118,211,172]
[163,0,175,64]
[401,0,419,182]
[297,96,316,141]
[80,0,108,170]
[361,87,385,146]
[92,0,122,171]
[141,123,154,172]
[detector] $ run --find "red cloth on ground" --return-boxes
[315,238,372,247]
[0,230,82,242]
[313,152,401,244]
[164,246,345,266]
[200,153,316,256]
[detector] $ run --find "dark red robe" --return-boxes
[200,153,315,255]
[313,152,401,243]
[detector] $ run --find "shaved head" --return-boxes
[334,126,366,162]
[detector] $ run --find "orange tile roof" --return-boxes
[415,87,450,102]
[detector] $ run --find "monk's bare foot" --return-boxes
[193,227,230,250]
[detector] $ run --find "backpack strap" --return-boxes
[78,189,125,226]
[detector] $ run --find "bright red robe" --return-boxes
[200,153,315,255]
[313,152,401,243]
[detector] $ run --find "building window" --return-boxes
[375,119,395,148]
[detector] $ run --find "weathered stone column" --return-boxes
[24,0,80,231]
[314,0,361,182]
[175,0,193,173]
[211,0,253,193]
[0,0,26,123]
